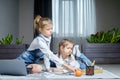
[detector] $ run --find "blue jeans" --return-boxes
[77,53,92,69]
[16,49,44,66]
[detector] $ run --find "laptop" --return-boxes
[0,59,28,76]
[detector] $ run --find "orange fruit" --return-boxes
[75,69,82,77]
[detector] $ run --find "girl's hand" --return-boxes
[70,67,79,72]
[62,63,78,72]
[27,64,42,74]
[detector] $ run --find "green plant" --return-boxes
[16,36,24,44]
[0,34,13,44]
[0,34,24,45]
[87,28,120,43]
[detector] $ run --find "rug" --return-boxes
[0,70,119,80]
[29,70,120,80]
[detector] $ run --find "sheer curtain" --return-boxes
[52,0,96,52]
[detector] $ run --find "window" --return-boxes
[52,0,96,38]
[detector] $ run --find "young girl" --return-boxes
[44,39,80,72]
[16,15,77,74]
[45,39,92,72]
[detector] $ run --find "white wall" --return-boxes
[95,0,120,32]
[19,0,34,44]
[0,0,19,42]
[0,0,34,44]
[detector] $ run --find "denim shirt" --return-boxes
[17,34,64,66]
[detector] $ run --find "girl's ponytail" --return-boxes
[34,15,42,30]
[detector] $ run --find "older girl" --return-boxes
[17,15,77,74]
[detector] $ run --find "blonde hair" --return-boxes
[34,15,52,34]
[58,39,74,59]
